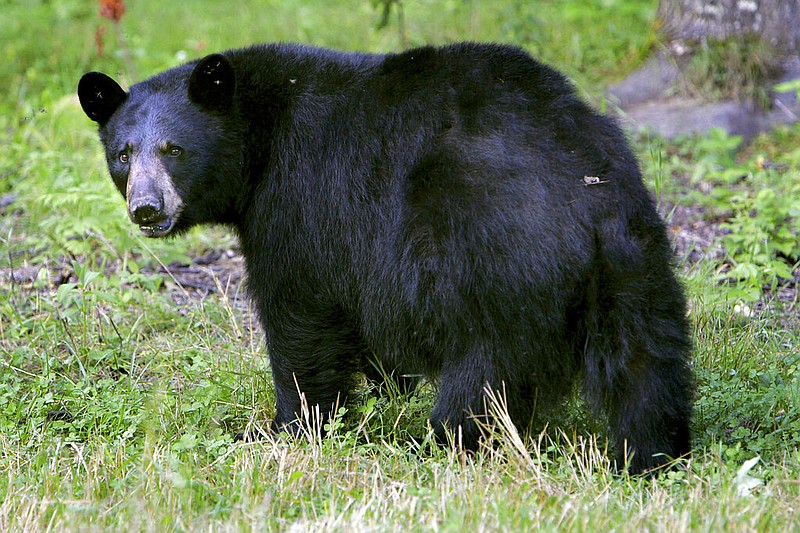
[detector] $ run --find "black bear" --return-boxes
[78,42,693,475]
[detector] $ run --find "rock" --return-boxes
[607,55,800,139]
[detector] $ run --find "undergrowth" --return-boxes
[642,126,800,301]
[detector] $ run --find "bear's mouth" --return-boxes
[138,218,174,238]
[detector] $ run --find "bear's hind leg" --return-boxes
[603,352,692,475]
[584,278,693,475]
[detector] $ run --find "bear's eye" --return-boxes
[119,152,129,163]
[167,146,183,158]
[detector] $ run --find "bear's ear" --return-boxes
[78,72,127,125]
[188,53,236,112]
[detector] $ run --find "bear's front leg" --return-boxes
[266,315,367,438]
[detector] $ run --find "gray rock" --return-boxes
[607,55,800,139]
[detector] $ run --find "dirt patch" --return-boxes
[158,249,248,303]
[668,203,727,266]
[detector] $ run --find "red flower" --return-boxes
[99,0,125,23]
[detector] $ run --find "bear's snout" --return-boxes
[129,195,164,225]
[125,156,183,237]
[128,191,174,237]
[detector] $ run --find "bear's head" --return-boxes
[78,54,242,237]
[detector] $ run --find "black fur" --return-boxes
[78,42,693,475]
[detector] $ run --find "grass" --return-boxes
[2,0,800,530]
[680,36,782,110]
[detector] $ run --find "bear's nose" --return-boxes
[129,196,164,225]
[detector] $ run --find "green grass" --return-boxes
[2,0,800,530]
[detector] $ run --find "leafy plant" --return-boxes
[774,78,800,100]
[719,186,800,291]
[646,127,800,298]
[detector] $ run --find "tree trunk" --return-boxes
[657,0,800,54]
